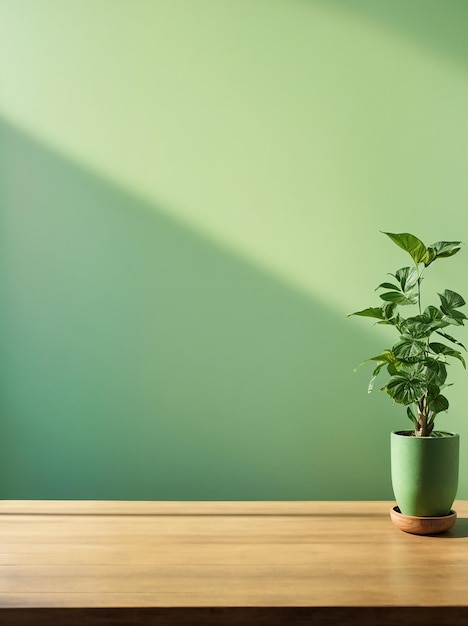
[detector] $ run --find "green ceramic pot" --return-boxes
[391,431,459,517]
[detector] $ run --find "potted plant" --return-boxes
[349,232,466,534]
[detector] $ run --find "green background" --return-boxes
[1,0,467,500]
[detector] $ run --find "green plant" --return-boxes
[349,232,466,437]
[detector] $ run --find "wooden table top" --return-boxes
[1,500,468,625]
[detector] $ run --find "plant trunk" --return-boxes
[416,397,431,437]
[416,412,429,437]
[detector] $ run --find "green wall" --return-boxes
[1,0,467,500]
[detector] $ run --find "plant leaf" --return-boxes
[445,310,467,326]
[347,307,385,320]
[382,232,428,265]
[426,240,462,266]
[376,282,401,292]
[384,370,426,404]
[380,302,398,321]
[406,405,417,425]
[387,362,400,376]
[354,350,394,372]
[391,266,419,292]
[379,291,408,304]
[409,308,448,333]
[367,360,391,393]
[399,319,434,339]
[429,342,466,368]
[416,305,445,324]
[438,290,467,326]
[426,382,441,399]
[427,394,449,414]
[392,338,427,361]
[439,289,466,310]
[424,358,448,385]
[435,330,466,351]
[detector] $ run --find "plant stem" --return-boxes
[415,263,429,436]
[416,263,423,315]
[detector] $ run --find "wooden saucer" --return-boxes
[390,506,457,535]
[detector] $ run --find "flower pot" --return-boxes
[390,506,457,535]
[391,431,459,517]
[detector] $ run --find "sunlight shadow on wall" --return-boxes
[0,120,416,500]
[309,0,468,70]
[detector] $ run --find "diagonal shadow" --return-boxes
[0,119,401,501]
[309,0,468,70]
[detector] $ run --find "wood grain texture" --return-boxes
[1,501,468,625]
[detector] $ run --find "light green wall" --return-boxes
[1,0,467,499]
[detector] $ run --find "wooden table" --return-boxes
[1,500,468,625]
